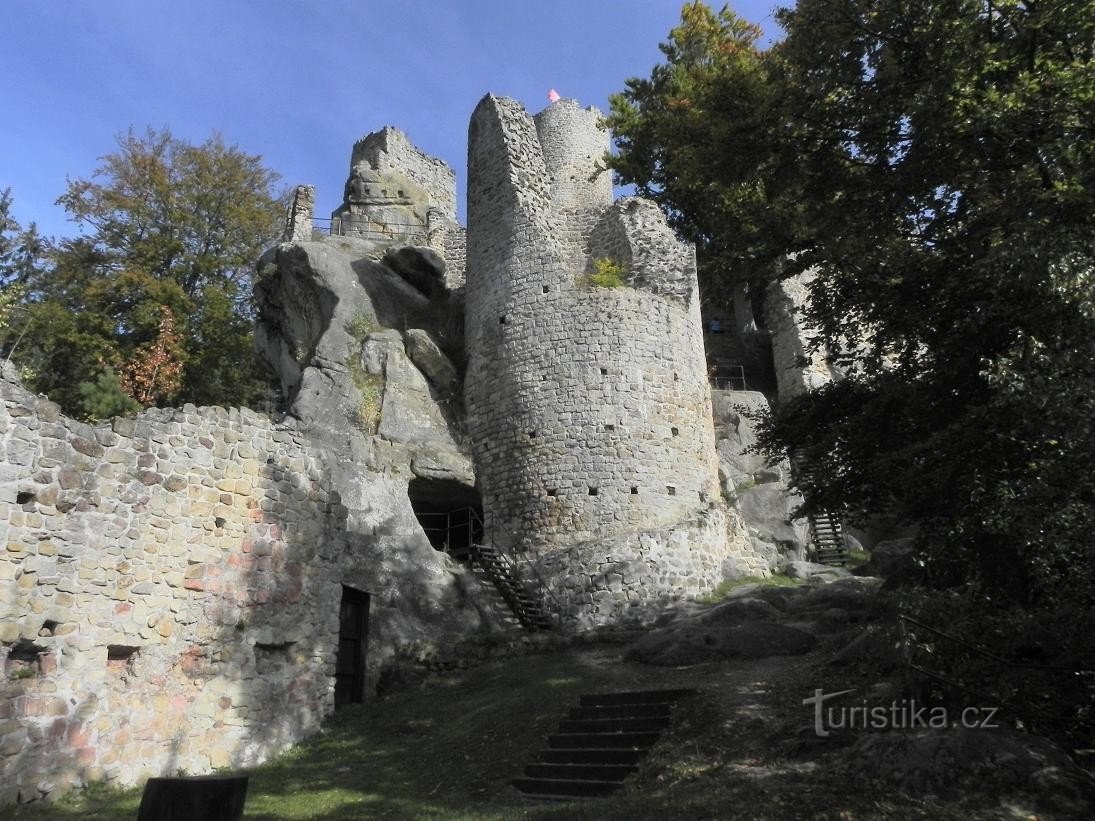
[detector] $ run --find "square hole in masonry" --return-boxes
[631,486,639,495]
[547,489,558,497]
[588,487,599,496]
[667,485,677,496]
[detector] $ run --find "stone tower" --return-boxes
[330,126,466,285]
[464,95,738,626]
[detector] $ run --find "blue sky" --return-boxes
[3,1,780,238]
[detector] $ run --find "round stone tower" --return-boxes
[533,99,614,213]
[464,94,738,626]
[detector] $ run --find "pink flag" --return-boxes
[548,89,561,103]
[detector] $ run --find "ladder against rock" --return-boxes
[512,689,695,800]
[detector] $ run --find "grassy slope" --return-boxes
[10,640,977,821]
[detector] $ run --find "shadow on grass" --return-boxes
[6,646,979,821]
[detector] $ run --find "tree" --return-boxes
[0,189,45,362]
[611,2,1095,606]
[604,2,803,292]
[7,128,285,416]
[761,0,1095,604]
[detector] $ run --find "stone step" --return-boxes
[557,716,670,734]
[524,763,637,781]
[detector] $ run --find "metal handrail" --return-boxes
[466,507,569,631]
[312,216,428,242]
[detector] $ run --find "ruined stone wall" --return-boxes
[465,94,740,623]
[349,127,457,220]
[283,184,315,243]
[0,372,492,805]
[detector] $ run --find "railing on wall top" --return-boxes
[311,217,428,244]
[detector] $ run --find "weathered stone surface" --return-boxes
[787,560,852,581]
[382,246,447,298]
[404,329,459,396]
[410,448,474,485]
[712,390,808,567]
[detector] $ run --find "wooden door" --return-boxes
[335,586,369,708]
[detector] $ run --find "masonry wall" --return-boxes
[0,373,487,805]
[349,127,457,220]
[464,94,737,623]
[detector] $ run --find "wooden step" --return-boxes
[557,716,670,734]
[538,748,646,766]
[579,688,695,707]
[512,777,622,797]
[524,763,637,781]
[548,732,661,749]
[568,703,671,720]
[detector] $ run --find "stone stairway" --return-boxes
[470,543,554,632]
[512,689,695,800]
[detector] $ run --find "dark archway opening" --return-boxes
[335,586,370,708]
[407,478,483,561]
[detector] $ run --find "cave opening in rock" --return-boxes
[407,478,483,561]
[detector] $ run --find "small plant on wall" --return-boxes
[348,355,384,433]
[583,257,627,288]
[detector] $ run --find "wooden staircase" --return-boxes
[512,689,695,800]
[791,451,849,567]
[470,543,554,632]
[808,509,848,566]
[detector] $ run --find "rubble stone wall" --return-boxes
[349,127,457,220]
[0,372,487,805]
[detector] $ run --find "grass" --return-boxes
[345,313,381,344]
[7,641,1021,820]
[347,356,384,433]
[699,573,800,604]
[582,257,627,288]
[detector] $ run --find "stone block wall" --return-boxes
[348,127,457,221]
[533,99,613,216]
[0,372,491,806]
[532,507,768,629]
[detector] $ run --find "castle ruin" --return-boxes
[0,93,806,806]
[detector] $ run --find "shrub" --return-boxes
[584,257,627,288]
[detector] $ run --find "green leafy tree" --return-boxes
[758,0,1095,605]
[612,2,1095,606]
[0,189,45,362]
[604,2,802,290]
[8,128,284,416]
